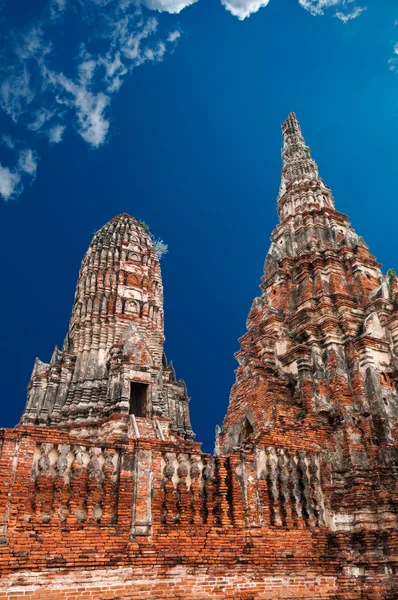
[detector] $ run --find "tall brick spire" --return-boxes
[21,213,194,441]
[220,114,398,486]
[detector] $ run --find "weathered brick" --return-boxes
[0,113,397,599]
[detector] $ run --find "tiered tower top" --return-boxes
[278,112,334,220]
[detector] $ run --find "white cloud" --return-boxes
[48,124,66,143]
[389,41,398,72]
[298,0,366,21]
[0,26,53,122]
[335,5,366,22]
[0,66,35,122]
[18,149,39,176]
[2,135,16,150]
[41,67,110,147]
[28,108,55,131]
[51,0,68,15]
[298,0,340,16]
[168,30,181,42]
[14,25,52,60]
[0,147,38,201]
[69,90,110,146]
[78,55,99,86]
[218,0,366,21]
[144,41,167,61]
[0,165,21,201]
[143,0,197,14]
[221,0,270,20]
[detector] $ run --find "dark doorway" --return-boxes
[129,382,148,417]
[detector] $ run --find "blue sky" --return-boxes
[0,0,397,452]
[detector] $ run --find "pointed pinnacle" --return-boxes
[282,112,302,135]
[277,113,334,218]
[281,112,314,172]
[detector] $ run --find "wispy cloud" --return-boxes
[214,0,367,21]
[0,141,38,201]
[388,41,398,73]
[0,65,35,122]
[298,0,340,15]
[48,124,66,144]
[2,135,16,150]
[298,0,366,21]
[0,0,182,199]
[0,165,21,201]
[28,108,55,132]
[42,67,112,147]
[168,30,181,42]
[335,5,366,22]
[50,0,68,18]
[1,6,180,146]
[18,148,39,176]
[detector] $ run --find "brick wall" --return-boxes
[0,426,397,599]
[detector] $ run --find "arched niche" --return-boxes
[125,299,140,315]
[239,418,254,444]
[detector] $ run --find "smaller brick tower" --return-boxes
[22,213,194,443]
